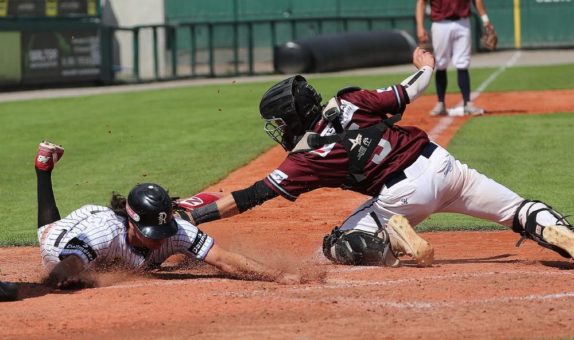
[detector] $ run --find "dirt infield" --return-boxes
[1,89,574,339]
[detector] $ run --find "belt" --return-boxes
[434,15,465,22]
[384,142,438,189]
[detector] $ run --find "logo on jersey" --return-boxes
[376,86,393,93]
[158,212,168,225]
[269,169,288,184]
[348,134,363,151]
[348,133,372,160]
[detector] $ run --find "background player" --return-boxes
[177,47,574,267]
[35,141,299,289]
[415,0,495,116]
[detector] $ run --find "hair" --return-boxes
[109,192,128,220]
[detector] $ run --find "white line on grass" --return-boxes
[428,50,522,141]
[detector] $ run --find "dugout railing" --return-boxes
[102,15,431,83]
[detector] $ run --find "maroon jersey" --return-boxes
[263,85,430,200]
[429,0,471,22]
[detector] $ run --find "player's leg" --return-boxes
[438,158,574,258]
[513,200,574,259]
[323,143,447,267]
[322,203,401,267]
[35,140,64,228]
[451,18,483,115]
[437,158,522,226]
[429,21,451,116]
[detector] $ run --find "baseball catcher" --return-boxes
[174,46,574,267]
[34,141,299,290]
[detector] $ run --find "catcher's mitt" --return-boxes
[480,25,498,51]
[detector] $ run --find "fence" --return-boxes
[104,15,422,82]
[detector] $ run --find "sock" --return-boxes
[435,70,447,103]
[37,169,60,228]
[457,69,471,104]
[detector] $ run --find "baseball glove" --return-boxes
[480,25,498,51]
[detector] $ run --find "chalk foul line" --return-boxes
[428,50,523,141]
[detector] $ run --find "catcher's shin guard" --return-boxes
[513,200,574,258]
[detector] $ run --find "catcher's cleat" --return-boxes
[386,215,434,267]
[0,281,19,302]
[35,140,64,171]
[542,225,574,259]
[429,102,447,116]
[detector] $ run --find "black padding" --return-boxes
[190,203,221,225]
[274,30,416,74]
[322,227,392,266]
[232,180,279,213]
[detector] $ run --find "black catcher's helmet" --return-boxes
[259,75,322,150]
[126,183,178,240]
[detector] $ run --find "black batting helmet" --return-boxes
[259,75,322,151]
[126,183,178,240]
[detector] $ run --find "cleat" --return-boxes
[0,281,19,302]
[429,102,447,116]
[386,215,434,267]
[463,101,484,116]
[542,225,574,259]
[35,140,64,171]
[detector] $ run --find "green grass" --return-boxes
[307,64,574,95]
[0,63,573,245]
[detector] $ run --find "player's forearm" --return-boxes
[474,0,490,26]
[190,194,239,225]
[400,66,433,102]
[415,0,426,28]
[205,244,298,284]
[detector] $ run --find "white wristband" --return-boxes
[481,14,490,25]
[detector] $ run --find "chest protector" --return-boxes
[290,87,403,188]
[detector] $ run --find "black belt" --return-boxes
[444,15,461,21]
[384,142,438,189]
[433,15,464,22]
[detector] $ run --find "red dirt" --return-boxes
[1,89,574,339]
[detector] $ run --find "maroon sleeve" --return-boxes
[263,151,349,201]
[341,85,408,116]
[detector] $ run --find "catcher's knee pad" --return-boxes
[513,200,574,258]
[322,227,399,266]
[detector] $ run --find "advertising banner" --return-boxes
[21,29,101,84]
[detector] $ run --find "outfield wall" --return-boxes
[164,0,574,50]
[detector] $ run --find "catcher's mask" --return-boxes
[126,183,178,240]
[259,75,322,151]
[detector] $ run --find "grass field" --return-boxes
[0,63,573,245]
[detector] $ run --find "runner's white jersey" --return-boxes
[37,204,214,271]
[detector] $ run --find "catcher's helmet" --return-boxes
[126,183,178,240]
[259,75,322,151]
